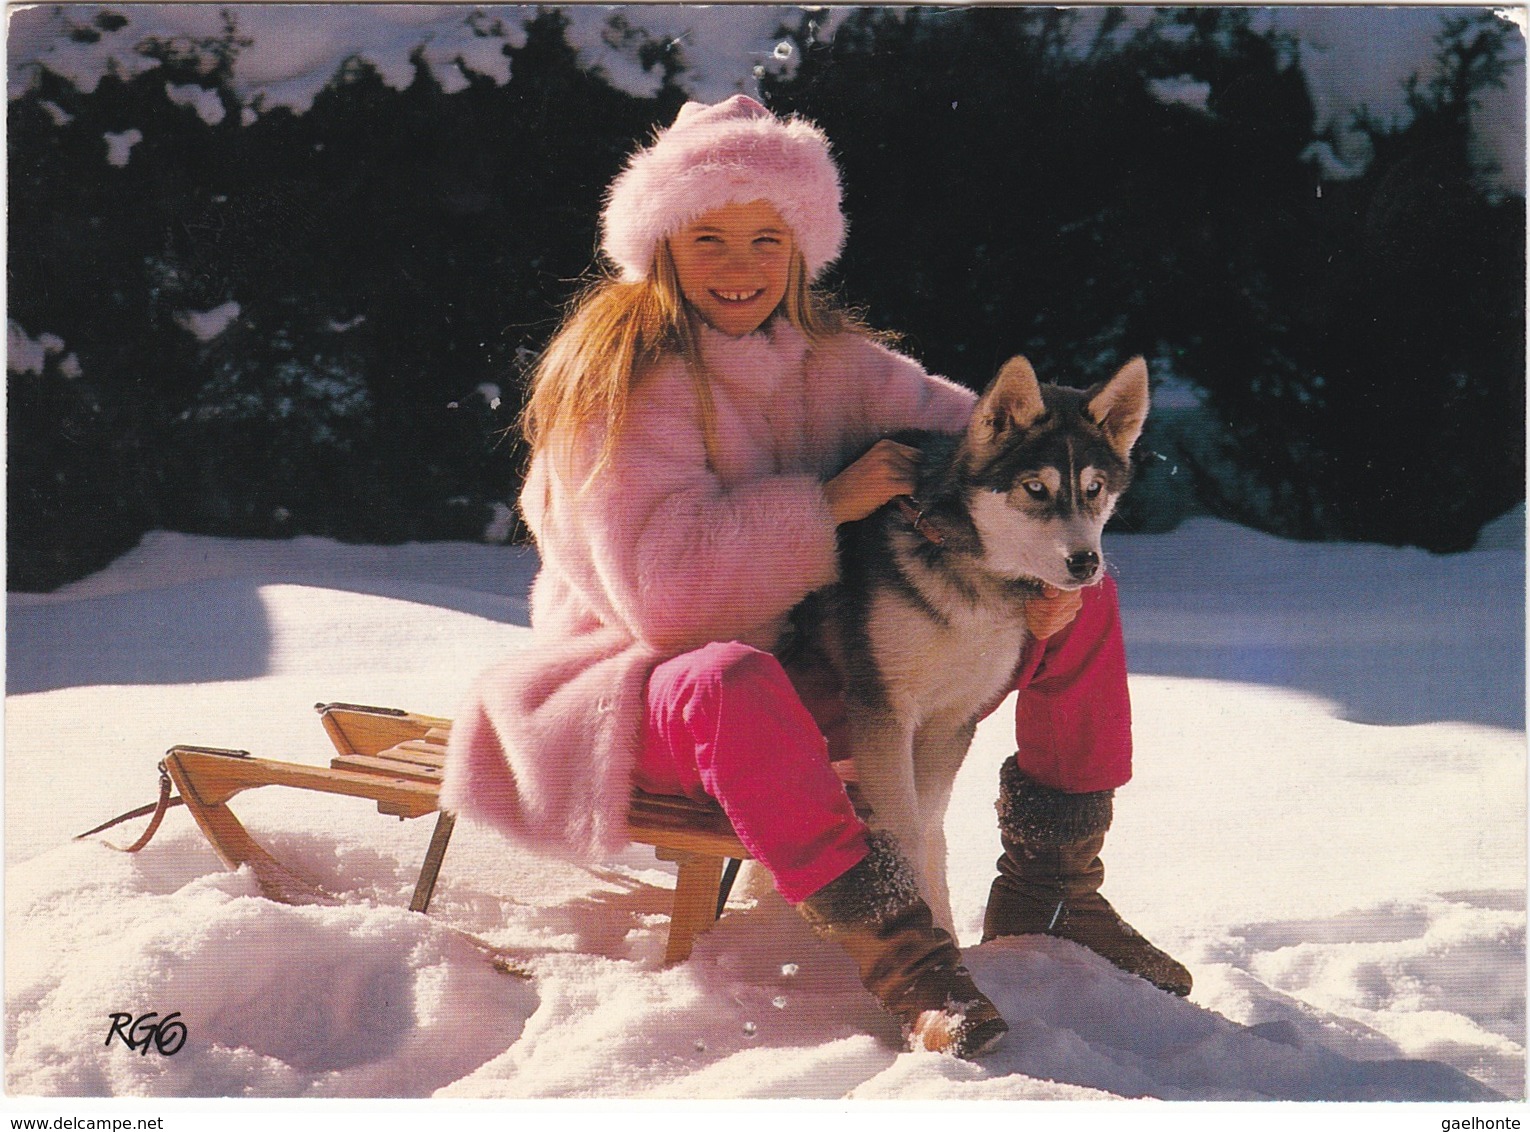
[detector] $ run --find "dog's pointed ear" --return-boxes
[1086,356,1150,461]
[969,355,1047,453]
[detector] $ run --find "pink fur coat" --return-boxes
[440,320,976,859]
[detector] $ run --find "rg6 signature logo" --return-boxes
[105,1011,187,1056]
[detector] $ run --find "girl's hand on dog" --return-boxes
[1027,585,1083,639]
[825,440,924,524]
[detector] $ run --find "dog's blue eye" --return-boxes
[1023,482,1047,499]
[1085,482,1104,498]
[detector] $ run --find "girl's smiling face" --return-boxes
[669,200,795,337]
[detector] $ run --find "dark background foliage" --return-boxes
[8,6,1524,591]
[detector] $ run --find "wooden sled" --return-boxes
[162,702,763,965]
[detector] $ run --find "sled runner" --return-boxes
[114,703,780,965]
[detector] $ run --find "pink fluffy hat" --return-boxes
[600,94,847,283]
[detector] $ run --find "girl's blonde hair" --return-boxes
[523,241,870,482]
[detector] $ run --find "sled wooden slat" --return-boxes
[387,740,449,766]
[161,702,765,963]
[329,753,444,784]
[165,746,440,818]
[317,703,451,761]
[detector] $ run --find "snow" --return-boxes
[102,127,141,167]
[7,322,66,375]
[5,4,819,112]
[1146,76,1213,113]
[480,503,517,545]
[38,99,72,127]
[6,6,1523,190]
[175,300,241,342]
[165,81,225,126]
[4,516,1524,1122]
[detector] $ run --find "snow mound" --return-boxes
[5,523,1524,1105]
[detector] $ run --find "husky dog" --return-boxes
[800,355,1149,931]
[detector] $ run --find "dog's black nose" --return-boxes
[1065,550,1100,581]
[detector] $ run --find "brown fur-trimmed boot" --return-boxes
[981,757,1192,997]
[799,832,1009,1058]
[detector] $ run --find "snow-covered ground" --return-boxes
[4,514,1525,1120]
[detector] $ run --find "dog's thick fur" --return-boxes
[799,355,1150,930]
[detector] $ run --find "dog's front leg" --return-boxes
[911,718,979,936]
[845,706,926,886]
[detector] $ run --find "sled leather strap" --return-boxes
[74,762,182,853]
[895,495,946,546]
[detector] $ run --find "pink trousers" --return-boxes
[634,575,1133,904]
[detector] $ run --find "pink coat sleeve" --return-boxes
[815,336,977,445]
[563,375,841,654]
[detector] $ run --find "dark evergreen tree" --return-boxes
[1175,10,1524,550]
[8,8,686,588]
[9,6,1522,589]
[9,16,228,585]
[763,6,1523,550]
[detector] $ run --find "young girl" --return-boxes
[443,95,1188,1060]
